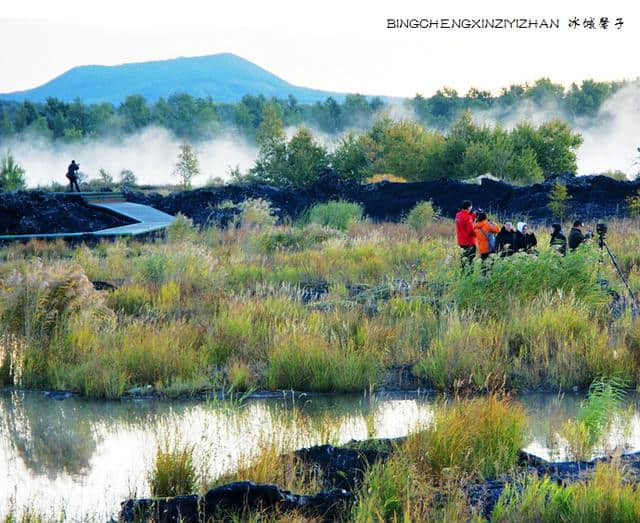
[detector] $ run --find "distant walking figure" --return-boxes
[66,160,80,192]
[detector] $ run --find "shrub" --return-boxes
[547,181,570,220]
[235,198,278,229]
[167,213,197,243]
[305,200,363,231]
[0,150,27,191]
[403,395,527,479]
[405,201,438,232]
[253,224,345,253]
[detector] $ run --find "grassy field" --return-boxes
[1,200,639,400]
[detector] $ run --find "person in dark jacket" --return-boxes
[549,223,567,255]
[495,221,517,256]
[66,160,80,192]
[568,220,589,251]
[515,222,538,254]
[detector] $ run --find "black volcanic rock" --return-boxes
[0,191,134,235]
[125,175,640,228]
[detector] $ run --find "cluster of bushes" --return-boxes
[241,110,582,188]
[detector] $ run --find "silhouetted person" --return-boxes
[495,221,517,257]
[550,223,567,256]
[66,160,80,192]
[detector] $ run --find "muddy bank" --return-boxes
[0,191,134,235]
[119,436,640,522]
[126,174,640,226]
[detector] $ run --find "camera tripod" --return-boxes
[597,227,639,314]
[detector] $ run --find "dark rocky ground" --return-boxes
[0,191,134,235]
[126,173,640,227]
[1,174,639,235]
[119,437,640,522]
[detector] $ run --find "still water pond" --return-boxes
[1,390,638,519]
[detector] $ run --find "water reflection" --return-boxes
[1,390,639,519]
[0,390,99,479]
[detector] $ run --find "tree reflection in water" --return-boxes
[0,391,99,479]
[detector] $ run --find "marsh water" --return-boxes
[1,390,639,519]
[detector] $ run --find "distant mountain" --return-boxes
[0,53,363,105]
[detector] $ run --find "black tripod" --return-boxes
[597,224,639,315]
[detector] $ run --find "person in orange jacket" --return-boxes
[474,212,500,262]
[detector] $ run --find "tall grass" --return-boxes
[403,396,528,480]
[265,332,382,392]
[414,293,633,391]
[561,376,629,461]
[1,217,639,398]
[148,432,197,497]
[491,462,640,522]
[454,249,608,315]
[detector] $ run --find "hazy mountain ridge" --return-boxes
[0,53,352,104]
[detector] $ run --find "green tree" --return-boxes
[366,119,444,181]
[98,169,114,185]
[119,95,151,132]
[0,110,15,137]
[504,146,544,184]
[282,128,328,187]
[535,120,583,174]
[256,103,284,147]
[250,127,328,188]
[331,133,371,182]
[173,142,201,189]
[0,151,27,191]
[119,169,137,188]
[547,181,571,220]
[460,142,493,179]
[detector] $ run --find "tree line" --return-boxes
[0,78,628,143]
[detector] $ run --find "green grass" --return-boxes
[303,200,364,231]
[403,395,528,480]
[560,376,629,460]
[491,462,640,523]
[148,432,197,497]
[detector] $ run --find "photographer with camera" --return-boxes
[66,160,81,192]
[568,220,592,251]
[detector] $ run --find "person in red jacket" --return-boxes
[455,200,477,270]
